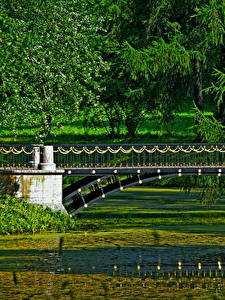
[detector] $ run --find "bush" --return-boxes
[0,194,78,234]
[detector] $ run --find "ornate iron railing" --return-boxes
[0,144,34,168]
[0,144,225,169]
[53,144,225,168]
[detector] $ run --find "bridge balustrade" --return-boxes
[0,144,225,169]
[0,145,34,168]
[53,144,225,169]
[1,144,225,213]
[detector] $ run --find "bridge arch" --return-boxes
[63,170,223,214]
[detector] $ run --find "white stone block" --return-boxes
[15,174,66,213]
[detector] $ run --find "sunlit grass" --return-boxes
[0,114,198,144]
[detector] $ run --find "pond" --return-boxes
[0,187,225,299]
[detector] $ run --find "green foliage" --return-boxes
[1,0,225,141]
[193,0,225,46]
[0,194,78,234]
[183,175,225,205]
[0,0,108,142]
[182,108,225,205]
[1,0,225,140]
[194,107,225,142]
[123,38,194,79]
[119,0,225,130]
[205,68,225,110]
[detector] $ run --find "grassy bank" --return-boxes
[76,187,225,235]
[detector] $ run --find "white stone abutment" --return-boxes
[12,145,66,213]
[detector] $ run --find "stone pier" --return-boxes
[14,145,66,213]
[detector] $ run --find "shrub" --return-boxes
[0,194,78,234]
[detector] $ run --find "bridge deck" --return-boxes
[0,166,224,176]
[63,166,225,176]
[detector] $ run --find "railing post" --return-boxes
[38,145,56,170]
[29,146,40,168]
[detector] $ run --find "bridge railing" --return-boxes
[0,144,225,169]
[0,145,35,168]
[53,144,225,168]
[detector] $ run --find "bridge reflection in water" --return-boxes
[1,144,225,214]
[0,246,225,299]
[1,242,224,298]
[0,244,224,278]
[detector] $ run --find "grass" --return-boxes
[1,187,225,236]
[0,114,197,144]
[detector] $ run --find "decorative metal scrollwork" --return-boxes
[0,147,34,155]
[54,145,225,155]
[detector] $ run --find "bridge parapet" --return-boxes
[0,144,34,168]
[0,144,55,170]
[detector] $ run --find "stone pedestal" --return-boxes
[38,145,56,170]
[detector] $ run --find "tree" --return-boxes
[0,0,108,141]
[182,108,225,204]
[88,0,167,138]
[122,0,225,136]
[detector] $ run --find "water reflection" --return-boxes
[0,244,224,277]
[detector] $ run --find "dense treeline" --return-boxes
[0,0,225,142]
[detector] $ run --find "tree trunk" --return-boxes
[193,56,203,111]
[40,114,52,138]
[193,56,203,141]
[125,116,138,138]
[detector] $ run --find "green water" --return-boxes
[1,187,225,299]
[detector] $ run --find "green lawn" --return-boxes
[0,114,197,144]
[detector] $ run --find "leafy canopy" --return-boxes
[0,0,109,141]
